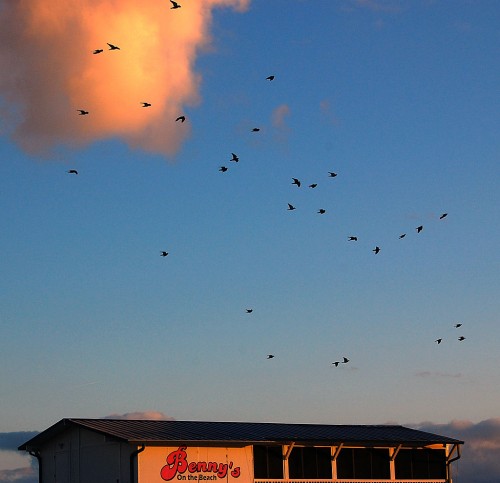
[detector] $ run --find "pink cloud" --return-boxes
[103,411,174,420]
[415,371,463,379]
[271,104,291,129]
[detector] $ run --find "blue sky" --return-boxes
[1,0,499,454]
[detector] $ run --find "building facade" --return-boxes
[19,419,463,483]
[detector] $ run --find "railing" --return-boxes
[255,479,447,483]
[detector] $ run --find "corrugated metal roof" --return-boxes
[19,419,463,450]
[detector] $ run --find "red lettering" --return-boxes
[160,449,241,480]
[161,447,188,481]
[217,464,228,478]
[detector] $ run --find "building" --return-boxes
[19,418,463,483]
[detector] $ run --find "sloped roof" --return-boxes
[19,419,463,451]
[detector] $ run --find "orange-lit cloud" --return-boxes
[0,0,249,157]
[104,411,174,420]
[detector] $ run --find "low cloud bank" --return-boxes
[0,465,37,483]
[414,418,500,483]
[3,418,499,482]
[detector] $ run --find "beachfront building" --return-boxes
[19,418,463,483]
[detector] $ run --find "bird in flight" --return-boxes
[230,153,239,162]
[332,361,340,367]
[267,354,275,359]
[416,225,423,233]
[67,169,78,175]
[92,49,103,54]
[454,323,462,328]
[266,75,275,81]
[435,338,443,344]
[348,236,358,241]
[292,178,301,187]
[458,336,466,341]
[141,102,151,107]
[440,213,448,219]
[318,209,326,214]
[328,172,338,177]
[251,127,260,132]
[170,0,181,8]
[309,183,317,188]
[246,309,253,313]
[175,115,186,123]
[219,166,228,172]
[399,233,406,239]
[342,357,349,364]
[287,203,296,211]
[107,43,120,50]
[77,109,89,115]
[373,246,381,254]
[160,251,169,257]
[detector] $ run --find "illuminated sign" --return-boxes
[138,445,252,483]
[161,446,241,481]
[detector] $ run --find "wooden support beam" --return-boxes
[332,443,343,461]
[390,444,402,461]
[284,442,295,460]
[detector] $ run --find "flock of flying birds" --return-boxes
[64,2,467,366]
[435,323,466,345]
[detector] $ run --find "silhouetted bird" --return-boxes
[246,309,253,313]
[170,0,181,8]
[219,166,228,172]
[342,357,349,364]
[440,213,448,219]
[93,49,103,54]
[230,153,239,162]
[373,246,381,254]
[107,43,120,50]
[309,183,317,188]
[348,236,358,241]
[176,115,186,122]
[267,354,275,359]
[454,323,462,328]
[141,102,151,107]
[458,336,466,341]
[160,251,169,257]
[287,203,296,211]
[332,362,340,367]
[318,209,326,214]
[67,169,78,175]
[399,233,406,239]
[436,338,443,344]
[416,225,423,233]
[292,178,301,187]
[77,110,89,115]
[251,128,260,132]
[328,172,338,177]
[266,75,275,81]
